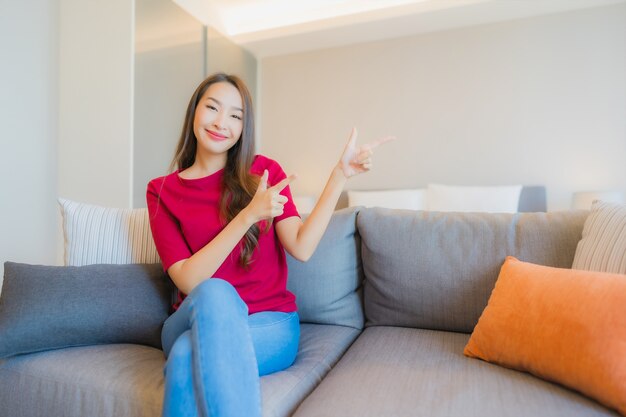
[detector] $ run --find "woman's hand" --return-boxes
[338,127,395,178]
[243,170,297,224]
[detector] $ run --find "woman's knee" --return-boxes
[251,312,300,376]
[189,278,247,316]
[166,331,192,369]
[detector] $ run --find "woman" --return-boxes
[147,72,393,417]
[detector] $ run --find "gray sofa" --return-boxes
[0,206,618,417]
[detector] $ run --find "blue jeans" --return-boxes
[160,278,300,417]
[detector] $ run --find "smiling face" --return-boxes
[193,81,244,161]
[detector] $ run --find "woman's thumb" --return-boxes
[258,170,269,191]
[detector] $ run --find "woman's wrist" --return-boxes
[333,164,350,183]
[238,206,258,227]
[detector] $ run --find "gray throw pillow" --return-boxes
[0,262,172,359]
[286,207,364,330]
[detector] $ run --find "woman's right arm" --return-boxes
[166,210,253,295]
[166,170,295,295]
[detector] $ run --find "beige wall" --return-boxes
[58,0,135,209]
[260,4,626,211]
[0,0,60,286]
[1,0,135,285]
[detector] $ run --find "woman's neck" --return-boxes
[180,153,227,179]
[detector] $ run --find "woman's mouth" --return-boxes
[206,129,229,141]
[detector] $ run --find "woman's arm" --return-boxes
[276,127,394,262]
[168,170,295,294]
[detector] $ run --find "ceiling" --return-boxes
[142,0,625,57]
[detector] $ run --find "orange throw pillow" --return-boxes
[464,256,626,416]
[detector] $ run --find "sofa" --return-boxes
[0,199,622,416]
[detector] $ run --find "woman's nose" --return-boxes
[213,112,226,130]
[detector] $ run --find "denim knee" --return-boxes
[189,278,248,317]
[249,312,300,376]
[165,330,192,375]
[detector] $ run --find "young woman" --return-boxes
[146,72,393,417]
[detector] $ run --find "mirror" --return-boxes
[134,0,257,208]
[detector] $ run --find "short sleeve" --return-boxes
[146,179,192,272]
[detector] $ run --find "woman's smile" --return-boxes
[206,129,229,141]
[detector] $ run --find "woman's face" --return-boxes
[193,81,244,158]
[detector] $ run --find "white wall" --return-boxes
[58,0,134,209]
[1,0,136,287]
[260,4,626,211]
[0,0,60,286]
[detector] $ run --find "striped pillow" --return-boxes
[572,200,626,274]
[59,198,160,266]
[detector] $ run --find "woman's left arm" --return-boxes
[276,127,394,262]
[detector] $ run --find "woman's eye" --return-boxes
[232,114,242,120]
[206,105,217,111]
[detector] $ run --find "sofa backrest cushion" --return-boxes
[287,207,364,330]
[0,262,172,358]
[57,199,364,329]
[357,208,589,333]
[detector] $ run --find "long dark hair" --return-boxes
[170,72,262,268]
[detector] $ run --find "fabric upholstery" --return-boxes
[465,257,626,416]
[286,207,364,329]
[59,198,160,266]
[59,198,364,330]
[294,327,618,417]
[0,262,171,358]
[0,344,165,417]
[0,323,360,417]
[517,185,547,212]
[357,208,588,332]
[572,201,626,274]
[261,324,361,417]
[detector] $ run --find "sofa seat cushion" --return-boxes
[0,344,164,417]
[293,327,618,417]
[262,324,360,416]
[0,324,360,417]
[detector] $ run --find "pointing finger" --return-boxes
[271,173,298,193]
[343,127,358,152]
[368,135,396,150]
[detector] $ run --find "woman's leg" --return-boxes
[161,330,197,417]
[248,311,300,377]
[161,278,261,417]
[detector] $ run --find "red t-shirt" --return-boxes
[146,155,299,314]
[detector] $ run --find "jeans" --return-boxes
[160,278,300,417]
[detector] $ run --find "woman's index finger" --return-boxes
[368,136,396,149]
[270,174,297,193]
